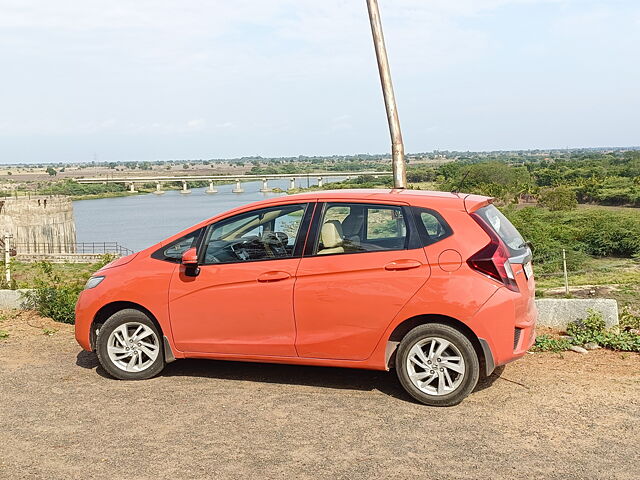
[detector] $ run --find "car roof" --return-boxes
[270,189,490,211]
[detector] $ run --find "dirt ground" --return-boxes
[1,313,638,480]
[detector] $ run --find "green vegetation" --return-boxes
[289,174,392,194]
[537,186,578,211]
[566,310,640,352]
[531,334,572,352]
[437,150,640,207]
[620,309,640,330]
[532,310,640,353]
[0,330,9,339]
[39,179,128,199]
[32,179,215,200]
[20,257,114,324]
[503,206,640,273]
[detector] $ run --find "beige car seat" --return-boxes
[342,212,364,244]
[318,220,345,255]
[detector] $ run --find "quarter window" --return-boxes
[201,204,307,264]
[315,203,408,256]
[152,228,203,263]
[414,208,452,246]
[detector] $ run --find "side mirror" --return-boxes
[181,247,200,276]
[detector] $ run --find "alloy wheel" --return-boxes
[406,337,466,396]
[106,322,160,372]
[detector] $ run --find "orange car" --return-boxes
[75,189,536,406]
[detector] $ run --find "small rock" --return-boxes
[584,342,601,350]
[569,345,588,354]
[559,335,573,341]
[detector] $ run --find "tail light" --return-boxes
[467,213,519,292]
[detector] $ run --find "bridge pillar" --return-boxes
[153,182,165,195]
[232,179,244,193]
[129,182,137,193]
[206,180,218,194]
[180,181,191,194]
[317,177,324,187]
[289,178,296,190]
[260,179,271,193]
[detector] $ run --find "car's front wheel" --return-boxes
[96,309,165,380]
[395,323,479,406]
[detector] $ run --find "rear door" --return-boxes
[293,201,430,360]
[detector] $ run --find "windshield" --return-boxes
[475,205,527,256]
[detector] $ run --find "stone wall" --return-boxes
[536,298,619,329]
[0,196,77,253]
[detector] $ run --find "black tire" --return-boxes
[96,309,165,380]
[395,323,479,407]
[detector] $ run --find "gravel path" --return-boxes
[1,314,638,480]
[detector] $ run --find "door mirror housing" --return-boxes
[181,247,200,276]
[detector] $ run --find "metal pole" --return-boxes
[562,249,569,295]
[3,233,12,284]
[366,0,406,189]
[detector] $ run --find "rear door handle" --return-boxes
[257,271,291,283]
[384,260,422,271]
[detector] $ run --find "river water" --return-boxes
[74,178,336,252]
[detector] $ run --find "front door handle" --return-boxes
[385,260,422,271]
[257,271,291,283]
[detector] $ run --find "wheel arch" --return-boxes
[384,314,494,376]
[90,301,162,350]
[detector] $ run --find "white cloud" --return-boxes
[0,0,637,161]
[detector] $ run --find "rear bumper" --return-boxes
[470,287,537,373]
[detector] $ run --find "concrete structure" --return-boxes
[535,298,619,329]
[179,181,191,195]
[0,289,32,310]
[206,181,218,194]
[232,179,245,194]
[75,171,385,194]
[260,179,272,193]
[0,196,76,254]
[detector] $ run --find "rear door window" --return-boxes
[313,203,408,256]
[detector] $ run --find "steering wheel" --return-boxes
[261,232,289,257]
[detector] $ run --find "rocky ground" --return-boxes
[1,312,638,480]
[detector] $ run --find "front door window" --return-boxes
[202,204,307,264]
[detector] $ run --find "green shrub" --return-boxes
[531,334,572,352]
[502,206,640,271]
[620,309,640,330]
[538,186,578,211]
[21,262,86,324]
[567,309,640,352]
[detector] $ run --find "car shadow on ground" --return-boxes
[76,350,505,404]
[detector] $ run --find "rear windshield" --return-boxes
[475,205,527,256]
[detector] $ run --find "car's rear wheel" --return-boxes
[395,323,479,406]
[96,309,165,380]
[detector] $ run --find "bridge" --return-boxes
[75,171,388,195]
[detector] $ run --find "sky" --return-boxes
[0,0,638,164]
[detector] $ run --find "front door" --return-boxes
[294,202,431,360]
[169,203,311,356]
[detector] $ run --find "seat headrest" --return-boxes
[342,212,364,238]
[321,220,344,248]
